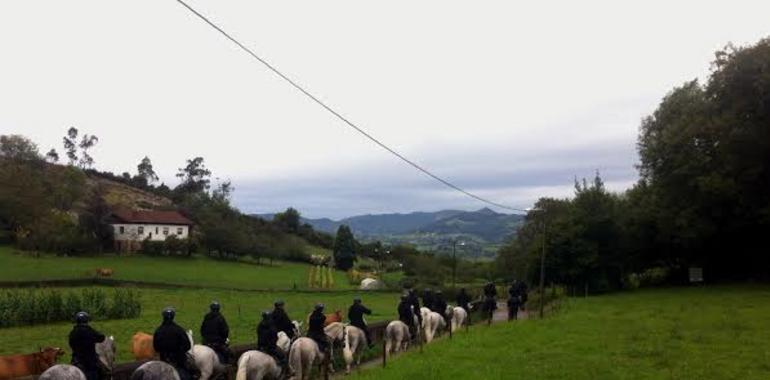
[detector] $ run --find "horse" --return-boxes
[447,306,468,331]
[235,350,281,380]
[420,307,444,343]
[277,321,303,355]
[324,310,343,326]
[97,335,117,373]
[130,361,181,380]
[287,337,328,380]
[0,347,64,379]
[341,325,367,374]
[39,365,86,380]
[384,321,410,358]
[187,330,228,380]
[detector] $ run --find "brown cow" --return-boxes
[95,268,114,277]
[325,310,343,326]
[0,347,64,380]
[130,332,156,361]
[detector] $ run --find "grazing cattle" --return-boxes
[384,321,410,358]
[95,268,114,277]
[39,364,86,380]
[235,350,281,380]
[0,347,64,379]
[131,332,155,361]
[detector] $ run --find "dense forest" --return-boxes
[496,39,770,291]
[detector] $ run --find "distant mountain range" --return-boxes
[255,208,526,259]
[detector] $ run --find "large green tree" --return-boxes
[333,225,357,270]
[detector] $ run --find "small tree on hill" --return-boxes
[333,225,356,271]
[137,156,159,185]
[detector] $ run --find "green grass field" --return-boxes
[0,246,352,290]
[0,287,399,362]
[351,285,770,380]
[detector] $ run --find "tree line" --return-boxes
[496,38,770,292]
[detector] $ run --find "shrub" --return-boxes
[0,288,141,328]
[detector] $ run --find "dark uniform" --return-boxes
[272,301,296,340]
[421,289,435,312]
[507,294,521,320]
[69,312,106,380]
[348,299,373,347]
[154,308,194,380]
[433,291,449,326]
[200,302,230,364]
[456,288,471,313]
[397,296,417,340]
[517,281,529,309]
[307,305,329,353]
[483,282,498,319]
[257,312,288,374]
[406,290,423,328]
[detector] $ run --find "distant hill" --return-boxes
[256,208,525,259]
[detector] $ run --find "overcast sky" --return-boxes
[2,1,769,219]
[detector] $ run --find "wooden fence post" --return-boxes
[382,335,387,368]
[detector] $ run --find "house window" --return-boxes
[163,227,169,236]
[138,226,144,235]
[156,227,159,234]
[119,226,125,234]
[177,227,184,235]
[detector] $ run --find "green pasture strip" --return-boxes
[0,287,400,363]
[351,285,770,380]
[0,245,351,291]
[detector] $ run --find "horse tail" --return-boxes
[288,340,302,380]
[235,356,248,380]
[342,326,353,366]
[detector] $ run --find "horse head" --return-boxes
[292,320,303,336]
[96,336,116,370]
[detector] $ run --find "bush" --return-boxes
[0,288,141,328]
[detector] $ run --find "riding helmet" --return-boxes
[210,301,221,312]
[261,311,271,319]
[400,294,408,301]
[315,303,325,311]
[274,300,285,307]
[75,311,90,324]
[162,307,176,321]
[353,297,362,304]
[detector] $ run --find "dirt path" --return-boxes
[333,303,528,377]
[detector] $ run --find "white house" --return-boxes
[109,209,193,252]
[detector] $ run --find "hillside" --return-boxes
[259,208,525,259]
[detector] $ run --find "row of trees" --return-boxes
[497,38,770,291]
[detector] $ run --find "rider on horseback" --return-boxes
[200,301,231,364]
[257,311,289,377]
[348,297,373,348]
[421,288,435,312]
[433,290,450,326]
[406,289,422,329]
[154,307,198,380]
[456,288,471,313]
[483,282,498,319]
[307,304,329,355]
[68,311,107,380]
[397,294,417,340]
[272,300,296,340]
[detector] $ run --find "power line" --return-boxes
[174,0,528,213]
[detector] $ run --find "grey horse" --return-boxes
[130,361,182,380]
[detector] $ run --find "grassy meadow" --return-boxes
[0,245,352,290]
[0,287,400,362]
[351,285,770,380]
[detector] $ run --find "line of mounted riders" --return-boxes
[46,281,527,380]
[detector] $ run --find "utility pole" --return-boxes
[452,240,464,289]
[538,219,547,319]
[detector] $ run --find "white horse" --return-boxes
[384,321,410,357]
[277,321,303,355]
[235,350,281,380]
[448,306,468,331]
[39,365,86,380]
[420,307,445,343]
[131,361,181,380]
[187,330,228,380]
[41,335,116,380]
[323,322,367,374]
[287,337,326,380]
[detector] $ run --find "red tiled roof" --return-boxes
[111,209,193,225]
